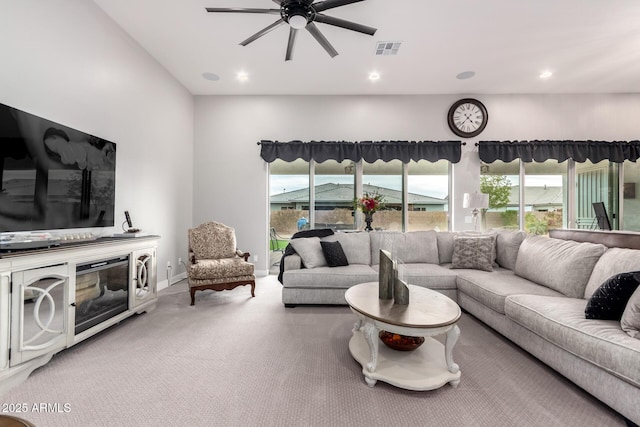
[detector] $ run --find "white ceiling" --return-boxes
[93,0,640,96]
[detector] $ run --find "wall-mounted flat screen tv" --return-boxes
[0,102,116,233]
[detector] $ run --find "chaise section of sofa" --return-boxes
[458,231,640,424]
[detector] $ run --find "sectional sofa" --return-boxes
[280,228,640,425]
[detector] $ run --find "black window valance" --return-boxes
[479,140,640,164]
[259,140,462,164]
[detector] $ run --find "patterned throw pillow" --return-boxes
[451,235,496,272]
[621,287,640,339]
[585,271,640,320]
[320,241,349,267]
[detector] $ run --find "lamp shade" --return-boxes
[463,193,489,209]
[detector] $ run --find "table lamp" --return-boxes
[463,192,489,231]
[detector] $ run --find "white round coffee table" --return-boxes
[345,282,461,390]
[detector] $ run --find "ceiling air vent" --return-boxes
[375,41,401,55]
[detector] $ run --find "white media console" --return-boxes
[0,236,159,395]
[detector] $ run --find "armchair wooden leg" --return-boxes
[190,288,196,306]
[250,281,255,297]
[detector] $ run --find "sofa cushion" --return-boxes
[320,241,349,267]
[505,294,640,388]
[585,271,640,320]
[436,232,455,264]
[322,232,371,265]
[494,229,527,270]
[373,263,458,291]
[514,235,607,298]
[621,287,640,339]
[583,248,640,298]
[282,265,377,289]
[451,234,496,272]
[456,268,563,314]
[369,231,402,265]
[189,258,254,280]
[289,237,327,268]
[394,231,440,264]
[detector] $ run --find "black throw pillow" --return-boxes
[585,271,640,320]
[320,241,349,267]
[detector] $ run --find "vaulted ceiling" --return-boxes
[93,0,640,95]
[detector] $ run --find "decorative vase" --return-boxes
[394,277,410,305]
[364,212,373,231]
[378,249,394,300]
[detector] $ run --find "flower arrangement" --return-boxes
[354,192,385,214]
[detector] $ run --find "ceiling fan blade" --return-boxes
[312,0,364,13]
[306,22,338,58]
[240,19,285,46]
[314,13,376,35]
[205,8,280,15]
[285,28,298,61]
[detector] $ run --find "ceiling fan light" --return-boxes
[289,14,307,29]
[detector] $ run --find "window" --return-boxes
[268,156,454,233]
[407,160,449,231]
[523,160,566,235]
[314,160,356,231]
[575,160,618,230]
[480,160,520,230]
[362,160,403,231]
[269,159,309,237]
[622,161,640,231]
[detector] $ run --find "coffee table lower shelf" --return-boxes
[349,329,461,391]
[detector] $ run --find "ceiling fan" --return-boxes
[206,0,377,61]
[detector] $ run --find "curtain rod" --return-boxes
[256,141,467,145]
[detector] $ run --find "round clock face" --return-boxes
[447,98,488,138]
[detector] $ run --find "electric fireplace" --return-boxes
[75,255,129,335]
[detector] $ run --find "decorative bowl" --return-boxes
[379,330,425,351]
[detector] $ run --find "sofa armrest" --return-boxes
[236,249,250,261]
[283,253,302,271]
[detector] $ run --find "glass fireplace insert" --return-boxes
[75,255,129,335]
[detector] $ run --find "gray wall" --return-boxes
[194,94,640,275]
[0,1,194,289]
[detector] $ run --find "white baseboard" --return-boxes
[158,271,187,291]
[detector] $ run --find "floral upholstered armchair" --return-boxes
[187,221,255,305]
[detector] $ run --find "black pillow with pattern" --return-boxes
[320,241,349,267]
[585,271,640,320]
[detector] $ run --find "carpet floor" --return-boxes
[1,275,626,427]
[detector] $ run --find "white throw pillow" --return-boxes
[621,286,640,339]
[289,237,327,269]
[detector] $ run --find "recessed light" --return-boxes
[202,72,220,81]
[369,71,380,81]
[456,71,475,80]
[236,71,249,82]
[540,70,553,79]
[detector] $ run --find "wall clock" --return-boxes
[447,98,488,138]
